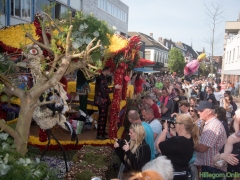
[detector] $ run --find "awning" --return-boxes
[222,70,240,75]
[133,68,159,73]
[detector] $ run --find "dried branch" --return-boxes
[65,25,73,56]
[0,120,19,141]
[87,40,101,57]
[70,51,85,59]
[30,100,59,109]
[26,33,53,54]
[87,63,98,70]
[42,15,50,47]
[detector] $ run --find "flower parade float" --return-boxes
[0,10,115,159]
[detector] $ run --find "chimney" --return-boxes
[150,33,153,38]
[158,37,162,42]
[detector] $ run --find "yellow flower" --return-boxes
[106,34,128,55]
[0,23,38,49]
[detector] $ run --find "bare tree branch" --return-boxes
[41,15,50,47]
[26,33,53,53]
[65,25,73,56]
[0,120,19,141]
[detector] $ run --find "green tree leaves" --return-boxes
[167,48,185,73]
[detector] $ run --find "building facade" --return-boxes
[222,17,240,83]
[0,0,128,36]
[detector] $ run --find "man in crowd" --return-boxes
[206,86,217,106]
[144,95,161,119]
[171,100,190,116]
[194,101,227,179]
[160,88,174,118]
[128,110,155,160]
[141,107,162,157]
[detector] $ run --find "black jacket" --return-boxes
[115,140,151,173]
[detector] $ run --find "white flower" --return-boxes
[85,37,92,44]
[93,31,99,37]
[0,133,9,140]
[3,153,9,164]
[35,157,40,164]
[33,170,41,177]
[112,26,117,30]
[78,25,84,31]
[72,42,81,49]
[25,158,31,164]
[83,22,88,29]
[0,163,11,175]
[2,142,10,151]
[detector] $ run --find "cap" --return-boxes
[195,101,215,111]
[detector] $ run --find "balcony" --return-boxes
[225,21,240,34]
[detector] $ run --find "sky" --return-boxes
[121,0,240,56]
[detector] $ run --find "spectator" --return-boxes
[189,97,197,106]
[223,96,233,123]
[215,109,240,168]
[121,170,163,180]
[159,88,174,118]
[214,86,224,106]
[189,105,204,136]
[155,78,163,90]
[194,101,227,179]
[156,114,199,180]
[206,86,217,106]
[172,88,181,113]
[141,107,162,157]
[142,156,174,180]
[171,100,190,117]
[134,73,145,94]
[127,110,155,160]
[234,80,240,97]
[131,72,137,86]
[180,89,188,100]
[144,95,161,119]
[114,123,151,173]
[215,107,229,137]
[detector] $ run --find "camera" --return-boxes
[117,139,126,147]
[161,117,176,124]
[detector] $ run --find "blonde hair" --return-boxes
[176,114,199,147]
[129,123,146,153]
[124,123,146,166]
[122,170,163,180]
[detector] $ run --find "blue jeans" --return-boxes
[200,166,225,180]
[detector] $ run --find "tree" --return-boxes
[203,1,224,74]
[167,48,185,73]
[0,11,113,156]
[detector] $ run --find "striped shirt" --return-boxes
[194,117,227,172]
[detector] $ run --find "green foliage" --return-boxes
[69,11,114,64]
[167,48,185,73]
[0,53,14,74]
[83,152,107,168]
[75,170,96,180]
[0,132,57,179]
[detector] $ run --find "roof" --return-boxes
[181,42,199,59]
[128,32,168,51]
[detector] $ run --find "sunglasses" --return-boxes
[198,109,206,113]
[188,110,194,112]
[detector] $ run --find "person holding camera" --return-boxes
[114,123,151,174]
[156,114,199,180]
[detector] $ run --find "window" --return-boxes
[226,52,228,64]
[237,46,240,61]
[145,51,150,60]
[229,51,231,63]
[139,51,143,58]
[154,52,157,62]
[0,0,5,14]
[55,3,68,19]
[166,42,168,48]
[233,49,235,62]
[98,0,127,23]
[11,0,30,19]
[171,44,173,49]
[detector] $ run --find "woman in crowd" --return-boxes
[189,105,204,136]
[223,96,233,123]
[114,123,151,174]
[156,114,199,180]
[134,73,145,94]
[163,79,174,98]
[215,107,229,137]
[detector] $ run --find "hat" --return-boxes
[195,101,215,111]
